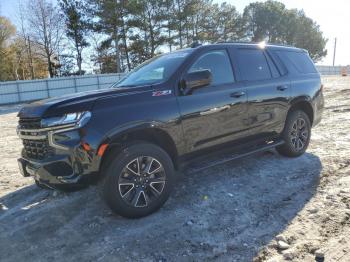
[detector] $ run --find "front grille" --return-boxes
[19,118,42,130]
[22,138,54,160]
[18,117,54,160]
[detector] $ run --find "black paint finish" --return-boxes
[17,43,324,186]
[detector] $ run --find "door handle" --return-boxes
[230,91,246,98]
[277,85,288,91]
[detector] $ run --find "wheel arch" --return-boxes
[288,97,314,125]
[99,124,179,176]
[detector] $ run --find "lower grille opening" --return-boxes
[44,162,73,177]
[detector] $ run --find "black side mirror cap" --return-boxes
[183,69,212,95]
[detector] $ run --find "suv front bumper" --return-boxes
[17,125,102,186]
[18,154,84,185]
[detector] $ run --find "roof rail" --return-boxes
[215,41,298,49]
[216,41,254,44]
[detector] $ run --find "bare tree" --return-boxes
[89,33,103,73]
[17,1,36,79]
[26,0,64,77]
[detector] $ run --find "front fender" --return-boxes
[106,120,168,143]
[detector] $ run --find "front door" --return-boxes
[177,48,249,153]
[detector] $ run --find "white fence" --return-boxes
[0,73,123,105]
[0,66,349,105]
[316,65,349,75]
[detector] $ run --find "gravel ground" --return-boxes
[0,76,349,262]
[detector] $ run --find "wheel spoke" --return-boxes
[143,157,154,174]
[141,191,149,206]
[119,183,135,198]
[131,188,147,207]
[291,123,298,138]
[149,166,162,175]
[300,131,308,140]
[119,172,137,182]
[131,188,141,206]
[149,175,166,183]
[147,158,162,175]
[126,158,140,176]
[150,181,165,195]
[297,118,305,129]
[297,138,304,150]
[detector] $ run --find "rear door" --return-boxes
[177,48,249,152]
[232,47,291,139]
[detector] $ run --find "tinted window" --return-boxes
[236,49,271,81]
[115,50,191,87]
[189,50,234,85]
[265,52,280,78]
[269,51,288,75]
[276,50,317,74]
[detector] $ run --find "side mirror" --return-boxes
[183,69,212,95]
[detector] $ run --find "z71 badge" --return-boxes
[152,90,172,97]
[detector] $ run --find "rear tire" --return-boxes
[276,110,311,157]
[100,142,175,218]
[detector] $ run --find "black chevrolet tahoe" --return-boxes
[17,43,324,218]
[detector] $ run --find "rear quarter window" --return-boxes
[275,50,317,74]
[265,52,281,78]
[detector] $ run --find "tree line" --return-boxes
[0,0,327,81]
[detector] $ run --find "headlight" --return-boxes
[41,111,91,128]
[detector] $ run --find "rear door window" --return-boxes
[275,50,317,74]
[236,49,272,81]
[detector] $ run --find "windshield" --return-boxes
[114,50,192,88]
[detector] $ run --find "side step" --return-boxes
[184,139,285,174]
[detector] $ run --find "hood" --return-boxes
[18,86,148,119]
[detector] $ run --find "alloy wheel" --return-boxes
[290,117,309,151]
[118,156,166,208]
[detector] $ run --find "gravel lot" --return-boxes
[0,77,349,262]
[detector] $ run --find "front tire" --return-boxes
[101,143,175,218]
[276,110,311,157]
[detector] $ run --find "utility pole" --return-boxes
[333,37,337,66]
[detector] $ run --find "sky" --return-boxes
[1,0,349,66]
[216,0,350,66]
